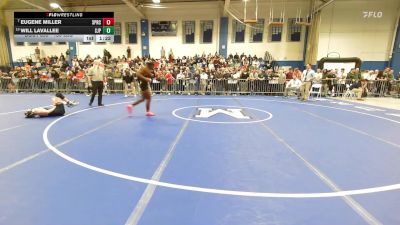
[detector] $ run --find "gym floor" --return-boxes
[0,94,399,225]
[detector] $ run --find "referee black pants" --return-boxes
[90,81,104,105]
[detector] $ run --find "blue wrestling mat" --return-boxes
[0,94,400,225]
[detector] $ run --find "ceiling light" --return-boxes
[152,0,161,4]
[49,2,64,11]
[49,3,60,8]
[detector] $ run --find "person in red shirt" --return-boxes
[40,72,49,81]
[286,68,294,80]
[293,68,302,80]
[75,69,85,80]
[154,60,160,69]
[165,70,174,93]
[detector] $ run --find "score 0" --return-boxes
[102,18,115,35]
[102,18,114,26]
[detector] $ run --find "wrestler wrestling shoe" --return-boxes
[67,100,79,107]
[127,105,133,114]
[25,110,34,118]
[145,112,155,117]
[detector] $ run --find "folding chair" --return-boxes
[342,84,357,99]
[309,83,322,100]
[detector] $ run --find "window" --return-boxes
[81,42,91,45]
[200,20,213,43]
[151,21,177,36]
[183,21,195,44]
[28,42,38,46]
[232,20,245,43]
[126,22,138,44]
[114,22,122,44]
[287,18,302,42]
[269,19,283,42]
[57,42,67,45]
[15,42,25,46]
[43,42,53,45]
[250,19,264,42]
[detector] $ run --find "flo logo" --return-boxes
[195,108,250,119]
[363,11,383,18]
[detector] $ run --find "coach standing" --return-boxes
[88,60,106,106]
[300,64,315,101]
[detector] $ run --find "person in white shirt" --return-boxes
[300,64,315,101]
[176,70,185,93]
[369,70,378,80]
[208,61,215,70]
[232,70,241,79]
[122,60,129,71]
[284,75,302,97]
[314,69,323,83]
[161,47,165,59]
[72,59,80,68]
[362,70,371,80]
[200,71,208,94]
[175,70,182,79]
[338,69,347,84]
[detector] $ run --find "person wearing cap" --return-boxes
[127,61,156,116]
[87,59,106,106]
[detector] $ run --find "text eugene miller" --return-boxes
[18,19,62,25]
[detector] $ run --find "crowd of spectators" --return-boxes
[0,49,399,98]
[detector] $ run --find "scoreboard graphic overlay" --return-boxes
[14,12,114,43]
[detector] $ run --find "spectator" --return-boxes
[350,79,368,100]
[347,68,361,81]
[165,70,174,94]
[200,70,208,94]
[325,70,336,95]
[122,68,136,97]
[314,69,323,83]
[176,70,185,93]
[161,47,166,59]
[384,68,394,95]
[285,68,294,80]
[168,48,174,63]
[293,68,302,80]
[127,46,131,59]
[362,70,370,80]
[34,47,40,62]
[284,75,302,97]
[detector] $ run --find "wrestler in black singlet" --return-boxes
[138,67,152,91]
[47,104,65,117]
[47,93,66,116]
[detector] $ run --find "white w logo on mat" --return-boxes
[195,108,250,119]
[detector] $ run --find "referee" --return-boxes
[87,59,106,106]
[300,64,315,101]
